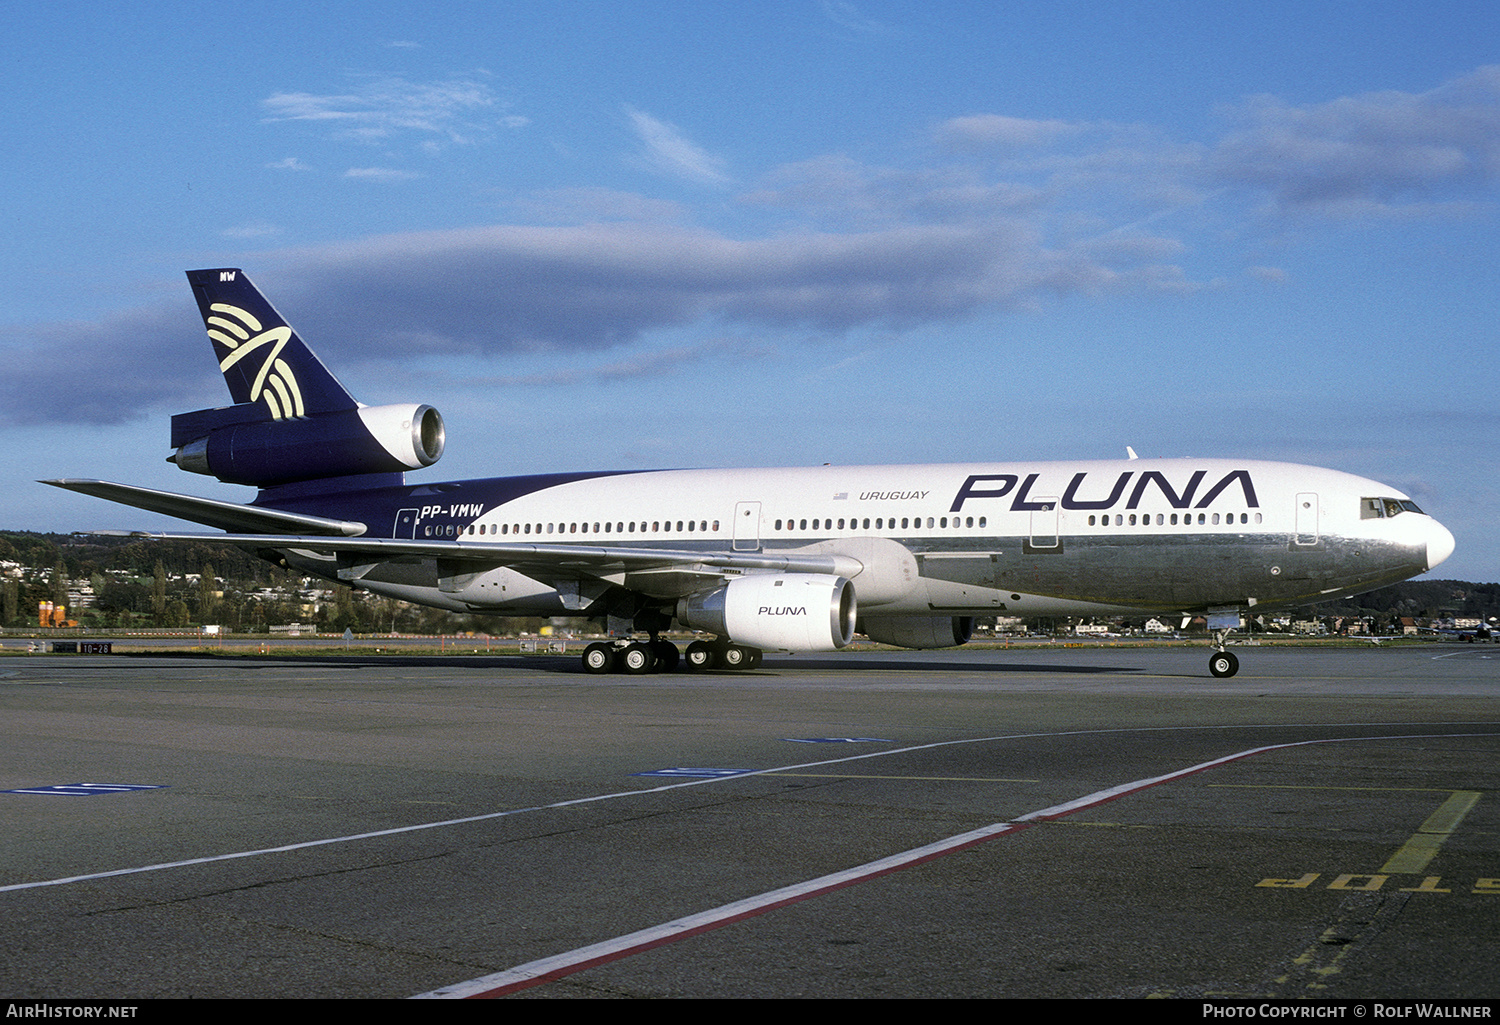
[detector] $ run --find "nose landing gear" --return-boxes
[1208,622,1240,678]
[1209,648,1239,678]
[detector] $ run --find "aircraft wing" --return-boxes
[121,531,860,577]
[43,479,863,600]
[95,530,864,605]
[43,480,367,537]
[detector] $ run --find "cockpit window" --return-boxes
[1361,496,1424,518]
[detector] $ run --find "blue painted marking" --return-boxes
[782,737,894,744]
[631,768,754,778]
[4,783,169,797]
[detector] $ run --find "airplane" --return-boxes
[46,269,1456,678]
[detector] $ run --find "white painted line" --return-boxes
[413,730,1500,999]
[2,725,1492,906]
[0,729,1085,894]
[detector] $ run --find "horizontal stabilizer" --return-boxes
[41,480,367,537]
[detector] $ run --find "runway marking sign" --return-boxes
[631,767,753,778]
[3,783,168,797]
[783,737,894,744]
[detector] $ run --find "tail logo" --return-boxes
[204,303,305,420]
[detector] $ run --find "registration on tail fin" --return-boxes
[170,269,445,489]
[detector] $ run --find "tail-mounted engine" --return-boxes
[677,573,856,652]
[170,402,445,487]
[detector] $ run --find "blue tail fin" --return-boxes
[171,269,445,488]
[186,268,357,417]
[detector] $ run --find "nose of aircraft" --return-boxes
[1426,518,1456,571]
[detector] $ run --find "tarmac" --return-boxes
[1,643,1497,1000]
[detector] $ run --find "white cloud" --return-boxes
[344,167,421,182]
[624,106,731,186]
[1209,66,1500,213]
[262,75,520,146]
[221,221,282,239]
[935,114,1084,151]
[818,0,891,36]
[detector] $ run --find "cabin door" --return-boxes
[732,501,761,551]
[1293,493,1319,546]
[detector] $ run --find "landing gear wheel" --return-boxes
[1209,650,1239,678]
[720,644,750,670]
[581,642,615,675]
[683,641,714,672]
[650,639,680,673]
[745,647,763,669]
[618,642,654,675]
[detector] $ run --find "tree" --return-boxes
[51,559,67,609]
[198,563,217,622]
[151,560,167,626]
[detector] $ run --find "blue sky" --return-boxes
[4,1,1497,581]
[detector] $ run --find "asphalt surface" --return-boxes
[1,643,1497,1000]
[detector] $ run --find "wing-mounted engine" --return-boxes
[676,573,857,652]
[170,402,445,487]
[859,615,974,649]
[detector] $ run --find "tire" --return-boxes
[582,642,615,675]
[721,644,749,670]
[619,642,654,675]
[684,640,714,672]
[650,640,680,673]
[1209,650,1239,678]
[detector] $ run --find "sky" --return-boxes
[3,1,1497,581]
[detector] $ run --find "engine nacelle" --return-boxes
[859,615,974,649]
[171,403,444,486]
[677,574,856,652]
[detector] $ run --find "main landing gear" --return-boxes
[581,637,762,674]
